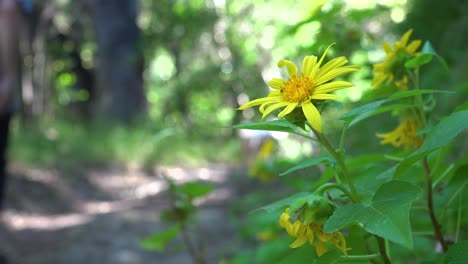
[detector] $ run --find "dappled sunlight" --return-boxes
[2,211,92,231]
[158,164,230,183]
[2,164,234,233]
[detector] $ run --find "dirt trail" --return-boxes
[0,163,245,264]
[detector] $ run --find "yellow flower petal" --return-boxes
[315,81,354,94]
[383,42,392,54]
[302,101,322,133]
[269,78,285,90]
[302,56,317,77]
[399,29,413,47]
[406,40,422,53]
[315,57,348,81]
[277,102,298,117]
[238,96,280,110]
[310,44,334,77]
[289,236,307,248]
[262,102,289,118]
[315,66,359,85]
[310,94,340,101]
[315,240,328,256]
[278,59,298,77]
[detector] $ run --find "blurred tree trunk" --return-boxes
[85,0,145,123]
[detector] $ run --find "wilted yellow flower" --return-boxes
[377,117,423,150]
[279,208,348,256]
[239,44,359,133]
[372,29,422,89]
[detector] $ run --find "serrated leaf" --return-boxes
[281,155,334,176]
[404,54,433,68]
[324,181,421,249]
[443,240,468,264]
[232,119,297,133]
[249,192,311,214]
[396,110,468,176]
[177,181,214,199]
[140,225,181,251]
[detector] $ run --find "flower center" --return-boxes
[281,75,314,102]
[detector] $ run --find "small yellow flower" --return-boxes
[372,29,422,89]
[279,208,348,256]
[239,44,359,133]
[377,117,423,150]
[394,76,409,91]
[248,138,277,181]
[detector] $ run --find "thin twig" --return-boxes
[422,157,448,252]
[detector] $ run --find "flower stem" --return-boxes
[313,130,359,202]
[422,157,448,252]
[339,121,350,154]
[340,254,380,261]
[315,183,357,202]
[411,68,447,251]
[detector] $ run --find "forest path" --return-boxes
[0,163,247,264]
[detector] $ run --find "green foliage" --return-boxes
[177,182,215,199]
[396,110,468,176]
[324,181,421,248]
[140,225,181,252]
[443,240,468,264]
[280,155,334,176]
[340,90,454,127]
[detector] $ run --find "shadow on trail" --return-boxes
[0,163,245,264]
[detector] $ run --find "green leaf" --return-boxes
[396,110,468,176]
[140,225,181,251]
[316,251,341,264]
[277,244,318,263]
[324,181,422,249]
[340,100,385,121]
[281,155,334,176]
[455,101,468,112]
[232,119,297,133]
[384,89,452,102]
[443,240,468,264]
[250,192,311,214]
[349,103,415,127]
[177,181,214,199]
[255,239,292,263]
[340,90,453,127]
[421,41,449,71]
[404,54,433,68]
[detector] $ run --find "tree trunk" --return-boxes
[85,0,145,123]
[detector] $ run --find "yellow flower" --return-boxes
[377,117,423,150]
[239,44,359,133]
[394,76,409,91]
[279,208,348,256]
[372,29,422,89]
[249,138,276,181]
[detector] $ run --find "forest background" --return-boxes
[1,0,467,263]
